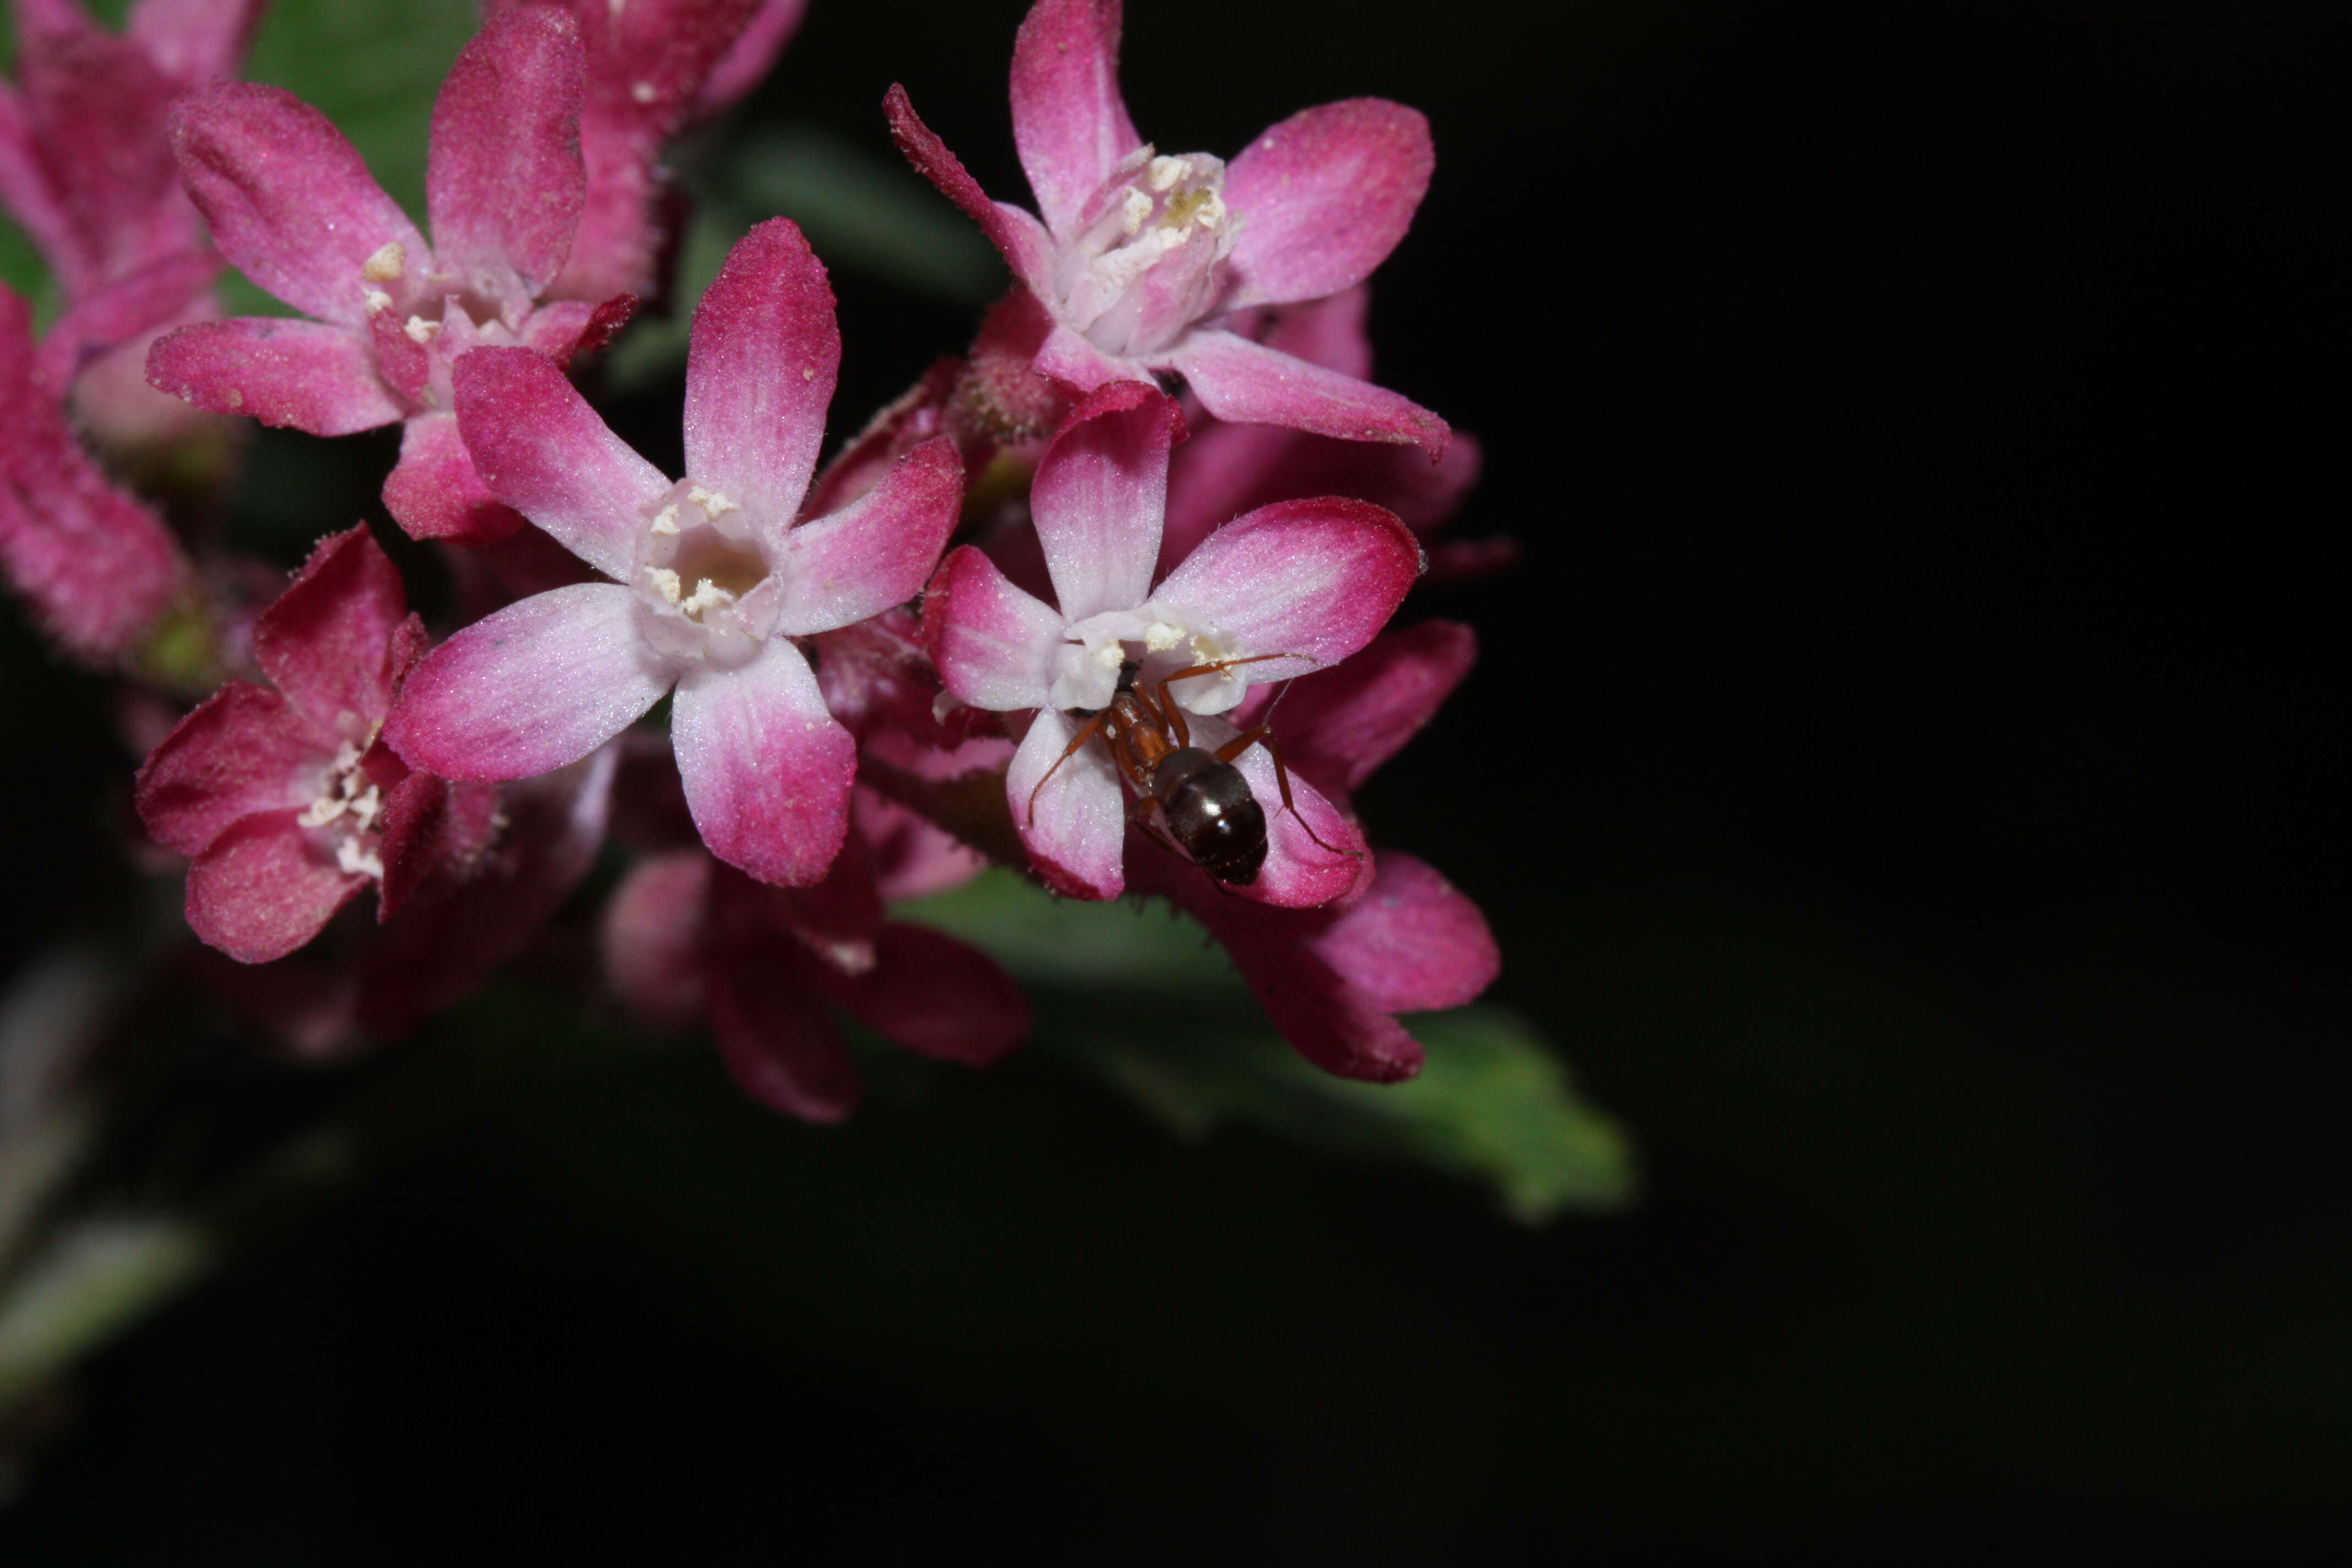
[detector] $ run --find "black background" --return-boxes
[3,0,2349,1559]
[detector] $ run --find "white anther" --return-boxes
[363,288,394,314]
[1195,189,1227,230]
[403,315,440,345]
[335,838,385,880]
[1095,641,1126,669]
[1121,187,1153,236]
[932,690,962,724]
[678,579,734,619]
[1143,622,1185,652]
[362,242,406,284]
[346,783,383,834]
[687,484,738,519]
[1148,155,1188,192]
[650,504,680,536]
[647,565,683,605]
[296,796,345,829]
[631,80,658,105]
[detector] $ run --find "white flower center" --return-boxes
[297,740,387,881]
[631,481,782,670]
[1056,148,1239,359]
[1050,605,1249,716]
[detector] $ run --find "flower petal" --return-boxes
[252,523,415,733]
[708,937,862,1123]
[146,317,403,435]
[134,682,326,856]
[682,217,836,533]
[184,810,367,965]
[1009,0,1142,238]
[385,583,673,780]
[829,923,1031,1068]
[773,437,961,635]
[881,85,1059,297]
[427,6,586,301]
[1006,707,1125,900]
[37,250,219,388]
[602,847,714,1031]
[1150,497,1420,688]
[1223,100,1433,309]
[1166,328,1448,456]
[1202,713,1370,908]
[671,637,853,888]
[1269,619,1475,797]
[381,410,529,545]
[1031,320,1138,394]
[1311,852,1496,1015]
[127,0,270,84]
[921,545,1062,712]
[170,83,426,325]
[452,346,669,579]
[1030,380,1182,621]
[693,0,813,118]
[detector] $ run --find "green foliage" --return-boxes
[907,872,1635,1222]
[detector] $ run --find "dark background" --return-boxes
[4,0,2349,1559]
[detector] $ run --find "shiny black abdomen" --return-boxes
[1153,748,1267,885]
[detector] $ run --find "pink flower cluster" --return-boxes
[6,0,1506,1109]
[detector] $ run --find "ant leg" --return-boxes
[1129,675,1190,749]
[1150,651,1325,748]
[1024,709,1110,827]
[1214,725,1359,861]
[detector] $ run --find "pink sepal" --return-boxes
[146,317,404,435]
[1031,321,1136,394]
[921,545,1061,712]
[1315,852,1497,1015]
[1259,619,1474,799]
[127,0,269,84]
[1009,0,1141,237]
[1203,715,1372,909]
[6,16,183,295]
[682,217,837,532]
[452,346,669,579]
[830,923,1030,1068]
[693,0,812,118]
[36,248,219,389]
[670,637,854,888]
[183,810,367,965]
[251,525,418,731]
[883,84,1059,296]
[134,683,325,856]
[1030,380,1183,622]
[373,771,497,921]
[709,950,861,1124]
[774,437,962,636]
[383,411,529,545]
[603,848,712,1031]
[1006,708,1125,901]
[427,7,586,303]
[1169,328,1449,458]
[1223,100,1433,309]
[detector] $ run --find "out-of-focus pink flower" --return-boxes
[924,382,1419,906]
[147,8,618,543]
[385,219,963,890]
[135,525,494,963]
[0,0,266,448]
[885,0,1445,455]
[604,837,1030,1124]
[483,0,776,303]
[1,285,187,661]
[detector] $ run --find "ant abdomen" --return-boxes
[1152,747,1268,885]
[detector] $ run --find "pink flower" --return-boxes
[604,838,1030,1125]
[134,525,496,964]
[923,382,1421,906]
[384,219,964,890]
[885,0,1446,455]
[0,285,187,662]
[146,8,618,543]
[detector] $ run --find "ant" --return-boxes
[1027,653,1354,887]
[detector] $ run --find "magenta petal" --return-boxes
[1223,731,1370,908]
[427,7,586,300]
[1009,0,1142,237]
[0,90,77,280]
[184,811,367,965]
[602,848,714,1031]
[694,0,812,117]
[382,411,528,545]
[135,683,326,856]
[830,923,1030,1068]
[252,524,413,732]
[385,584,673,780]
[1223,100,1433,309]
[774,438,961,635]
[171,83,426,325]
[1151,497,1421,684]
[1006,709,1125,900]
[1274,619,1476,797]
[452,347,668,579]
[1030,381,1182,620]
[671,638,853,888]
[682,217,836,529]
[146,317,404,435]
[127,0,270,84]
[882,85,1057,295]
[1168,329,1449,456]
[709,946,862,1124]
[1311,852,1497,1015]
[921,545,1061,711]
[373,771,498,921]
[38,250,219,387]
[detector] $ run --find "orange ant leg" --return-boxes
[1148,651,1322,749]
[1024,707,1111,826]
[1213,724,1359,862]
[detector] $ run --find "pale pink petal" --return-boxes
[920,545,1061,712]
[251,524,413,732]
[1009,0,1141,237]
[1216,719,1370,908]
[134,683,326,856]
[146,317,404,435]
[427,7,586,300]
[671,637,853,888]
[127,0,269,83]
[693,0,811,117]
[382,410,529,545]
[602,848,714,1031]
[773,437,961,635]
[708,945,861,1123]
[385,583,674,780]
[681,217,836,528]
[1006,708,1125,900]
[170,83,426,325]
[1223,100,1432,309]
[882,85,1058,296]
[1032,320,1137,393]
[1030,380,1181,620]
[1167,328,1448,456]
[452,346,669,579]
[1312,852,1496,1015]
[184,811,367,965]
[1151,497,1420,684]
[1271,619,1475,797]
[829,923,1030,1068]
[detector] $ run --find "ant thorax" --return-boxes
[1050,607,1250,717]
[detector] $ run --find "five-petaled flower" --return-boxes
[886,0,1447,455]
[924,382,1421,907]
[147,7,625,543]
[383,218,963,890]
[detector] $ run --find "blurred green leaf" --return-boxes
[906,871,1635,1221]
